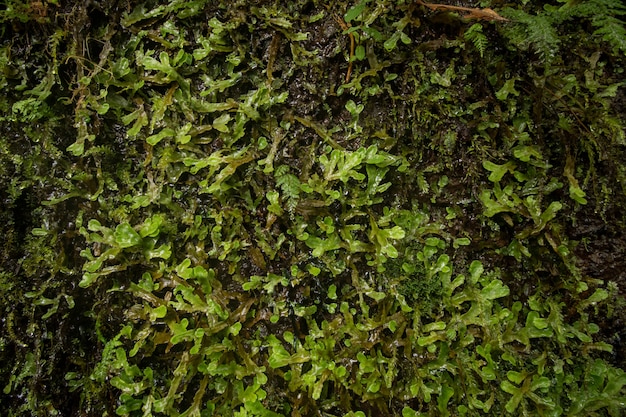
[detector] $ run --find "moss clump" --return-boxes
[1,0,626,415]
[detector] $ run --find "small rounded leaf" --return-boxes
[114,223,141,248]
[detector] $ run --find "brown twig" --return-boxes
[416,0,508,22]
[334,14,355,82]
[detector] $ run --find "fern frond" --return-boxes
[274,164,290,177]
[276,173,301,200]
[464,23,488,58]
[501,8,561,62]
[563,0,626,54]
[275,165,301,211]
[592,15,626,54]
[566,0,626,17]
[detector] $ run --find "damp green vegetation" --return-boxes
[2,0,626,415]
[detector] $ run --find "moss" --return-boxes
[1,0,626,415]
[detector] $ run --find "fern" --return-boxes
[593,15,626,54]
[464,23,488,58]
[500,8,561,62]
[565,0,626,54]
[503,0,626,60]
[564,0,626,18]
[275,165,301,212]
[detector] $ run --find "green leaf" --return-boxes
[469,260,484,284]
[531,315,549,329]
[146,127,175,145]
[438,385,454,415]
[569,184,588,205]
[122,106,149,137]
[464,23,488,58]
[267,336,293,369]
[423,321,446,332]
[170,318,194,344]
[540,201,562,224]
[266,190,283,215]
[276,170,301,202]
[453,237,471,248]
[366,290,386,302]
[145,243,172,260]
[418,333,443,346]
[114,223,142,248]
[306,234,342,257]
[384,31,401,51]
[354,44,366,61]
[501,380,524,413]
[366,378,381,393]
[483,160,516,182]
[150,305,167,320]
[357,352,376,373]
[513,145,542,162]
[213,113,231,133]
[328,284,337,300]
[402,407,419,417]
[480,279,510,300]
[345,0,368,22]
[139,214,164,238]
[496,78,520,100]
[430,72,451,87]
[580,288,609,310]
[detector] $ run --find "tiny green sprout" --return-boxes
[138,214,164,238]
[568,181,588,204]
[354,44,366,61]
[149,305,167,321]
[345,99,364,117]
[242,276,262,291]
[437,175,449,189]
[384,30,411,52]
[388,320,398,332]
[453,237,471,248]
[266,190,283,215]
[501,373,553,413]
[402,407,420,417]
[306,234,342,258]
[366,290,385,302]
[31,228,48,236]
[327,284,337,300]
[230,322,242,336]
[438,385,455,415]
[283,331,294,344]
[308,264,321,276]
[512,145,543,163]
[212,113,231,133]
[445,207,457,220]
[266,335,293,369]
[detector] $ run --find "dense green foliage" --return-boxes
[1,0,626,415]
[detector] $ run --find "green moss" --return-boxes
[1,0,626,415]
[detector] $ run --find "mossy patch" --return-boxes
[1,0,626,415]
